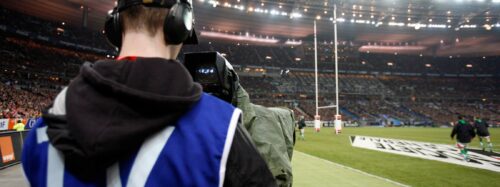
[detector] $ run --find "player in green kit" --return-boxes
[451,116,476,161]
[474,116,493,152]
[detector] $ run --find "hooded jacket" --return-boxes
[22,57,276,186]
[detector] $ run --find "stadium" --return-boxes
[0,0,499,186]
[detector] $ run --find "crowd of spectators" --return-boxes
[2,6,498,75]
[181,41,500,75]
[0,33,102,119]
[239,76,278,95]
[237,72,498,126]
[378,76,499,99]
[359,53,500,75]
[0,82,54,119]
[0,7,498,126]
[0,36,101,90]
[272,72,393,96]
[0,6,112,51]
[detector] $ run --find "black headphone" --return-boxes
[104,0,196,49]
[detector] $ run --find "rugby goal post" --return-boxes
[313,5,341,134]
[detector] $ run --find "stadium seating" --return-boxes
[0,7,498,127]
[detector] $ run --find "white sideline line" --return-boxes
[295,151,411,187]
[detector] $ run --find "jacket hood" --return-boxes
[44,57,202,178]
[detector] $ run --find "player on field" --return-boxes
[298,115,306,140]
[474,116,493,152]
[451,115,476,161]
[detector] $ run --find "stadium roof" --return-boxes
[1,0,499,56]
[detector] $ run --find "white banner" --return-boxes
[350,136,500,172]
[0,119,9,130]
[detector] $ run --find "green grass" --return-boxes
[294,127,500,187]
[292,151,402,187]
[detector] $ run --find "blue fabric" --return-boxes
[118,152,138,186]
[22,119,48,187]
[25,118,39,129]
[145,93,235,186]
[22,93,237,187]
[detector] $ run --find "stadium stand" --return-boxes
[0,7,498,129]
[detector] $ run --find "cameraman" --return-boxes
[22,0,275,186]
[185,52,295,186]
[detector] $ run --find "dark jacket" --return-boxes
[298,119,306,129]
[474,119,490,137]
[44,57,276,186]
[451,120,476,143]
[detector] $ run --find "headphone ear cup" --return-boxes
[104,9,122,48]
[164,2,193,45]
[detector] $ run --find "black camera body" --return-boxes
[183,52,238,105]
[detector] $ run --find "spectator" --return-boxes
[13,119,24,131]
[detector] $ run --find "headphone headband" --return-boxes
[117,0,179,12]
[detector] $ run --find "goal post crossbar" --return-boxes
[318,105,337,109]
